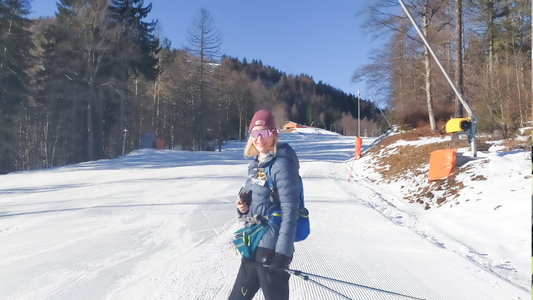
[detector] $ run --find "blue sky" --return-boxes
[30,0,387,99]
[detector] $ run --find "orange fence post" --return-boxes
[354,137,362,160]
[348,137,363,182]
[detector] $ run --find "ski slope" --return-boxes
[0,132,529,299]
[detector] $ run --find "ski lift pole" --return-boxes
[397,0,477,157]
[265,265,426,300]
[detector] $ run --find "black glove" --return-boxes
[240,190,252,206]
[267,253,291,283]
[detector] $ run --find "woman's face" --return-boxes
[251,126,275,154]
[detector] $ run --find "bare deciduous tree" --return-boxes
[358,0,451,131]
[186,8,223,150]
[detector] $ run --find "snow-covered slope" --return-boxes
[348,130,531,291]
[0,131,529,299]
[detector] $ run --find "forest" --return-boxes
[0,0,385,174]
[354,0,531,134]
[0,0,530,174]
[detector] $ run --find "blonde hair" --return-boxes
[244,134,278,157]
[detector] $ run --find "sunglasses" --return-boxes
[250,129,274,139]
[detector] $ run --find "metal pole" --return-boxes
[357,89,361,137]
[122,129,128,156]
[396,0,476,157]
[293,273,353,300]
[282,267,426,300]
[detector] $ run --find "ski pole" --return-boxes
[284,268,353,300]
[264,265,426,300]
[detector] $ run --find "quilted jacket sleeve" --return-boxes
[270,147,300,257]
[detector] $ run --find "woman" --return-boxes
[229,109,301,300]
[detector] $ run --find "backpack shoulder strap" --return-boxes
[266,162,305,209]
[264,163,278,203]
[265,163,275,191]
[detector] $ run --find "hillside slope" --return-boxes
[347,127,531,290]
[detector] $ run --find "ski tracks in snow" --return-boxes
[155,159,531,299]
[100,211,243,300]
[339,162,531,294]
[321,161,530,298]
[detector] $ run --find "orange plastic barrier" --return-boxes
[348,137,363,182]
[156,138,164,149]
[428,149,457,181]
[354,137,362,160]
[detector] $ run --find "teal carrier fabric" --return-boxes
[233,221,269,260]
[265,163,310,242]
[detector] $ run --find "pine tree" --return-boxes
[0,0,33,173]
[54,0,121,161]
[109,0,159,155]
[109,0,159,80]
[36,18,87,168]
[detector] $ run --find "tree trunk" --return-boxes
[44,112,50,168]
[87,87,94,161]
[514,58,523,126]
[153,79,160,136]
[487,0,495,75]
[72,92,78,164]
[117,71,127,156]
[454,0,464,118]
[171,98,176,149]
[95,89,104,159]
[0,19,12,68]
[118,88,125,156]
[135,75,141,148]
[238,107,243,141]
[422,11,436,131]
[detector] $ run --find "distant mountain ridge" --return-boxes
[222,56,387,132]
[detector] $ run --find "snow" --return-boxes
[0,128,530,299]
[287,126,341,136]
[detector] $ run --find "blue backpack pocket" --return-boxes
[295,207,310,242]
[269,208,310,242]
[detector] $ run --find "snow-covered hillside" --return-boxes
[347,129,531,292]
[0,130,529,299]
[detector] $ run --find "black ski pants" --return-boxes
[228,258,290,300]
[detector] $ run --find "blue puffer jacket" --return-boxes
[241,143,300,258]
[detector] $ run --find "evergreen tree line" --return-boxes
[354,0,531,134]
[0,1,384,174]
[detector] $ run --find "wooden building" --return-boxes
[282,121,307,130]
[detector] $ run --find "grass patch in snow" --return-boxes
[503,138,531,152]
[363,126,509,210]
